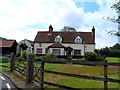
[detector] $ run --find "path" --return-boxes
[0,72,18,90]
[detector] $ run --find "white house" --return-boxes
[34,25,95,56]
[17,39,34,56]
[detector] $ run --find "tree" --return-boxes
[61,26,76,32]
[100,43,120,57]
[0,37,6,40]
[107,1,120,36]
[110,43,120,50]
[100,47,111,57]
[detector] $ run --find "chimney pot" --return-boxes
[49,25,53,32]
[92,26,95,43]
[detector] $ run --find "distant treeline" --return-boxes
[95,43,120,57]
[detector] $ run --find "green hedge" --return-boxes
[0,56,9,63]
[85,52,105,62]
[44,54,57,59]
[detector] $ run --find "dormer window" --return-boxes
[75,36,82,44]
[55,35,62,42]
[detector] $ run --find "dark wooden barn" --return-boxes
[0,39,17,55]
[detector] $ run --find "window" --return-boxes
[55,35,62,42]
[37,48,42,54]
[75,36,82,44]
[74,50,81,56]
[28,47,31,53]
[53,49,60,55]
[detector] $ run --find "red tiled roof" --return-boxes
[0,40,16,47]
[34,31,95,44]
[48,42,66,48]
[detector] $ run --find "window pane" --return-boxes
[37,48,42,54]
[53,49,60,55]
[76,39,81,43]
[74,50,81,55]
[55,38,61,42]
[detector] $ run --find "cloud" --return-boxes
[0,0,118,49]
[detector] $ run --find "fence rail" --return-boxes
[40,58,120,90]
[9,54,120,90]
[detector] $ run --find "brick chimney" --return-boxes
[49,25,53,32]
[92,26,95,43]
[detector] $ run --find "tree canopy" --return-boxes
[100,43,120,57]
[61,26,76,32]
[107,0,120,36]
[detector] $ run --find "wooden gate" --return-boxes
[10,53,42,83]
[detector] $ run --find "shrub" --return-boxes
[17,50,27,61]
[34,55,44,61]
[0,56,9,63]
[21,50,27,59]
[85,52,105,62]
[44,54,57,59]
[109,50,120,57]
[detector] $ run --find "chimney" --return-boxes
[49,25,53,32]
[92,26,95,43]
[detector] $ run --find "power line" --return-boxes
[0,26,21,40]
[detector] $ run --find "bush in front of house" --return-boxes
[34,55,45,61]
[85,52,105,62]
[44,54,57,59]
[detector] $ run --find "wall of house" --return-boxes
[34,43,95,56]
[23,40,33,54]
[34,43,53,54]
[49,48,65,55]
[17,40,33,56]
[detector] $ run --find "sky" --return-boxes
[0,0,119,49]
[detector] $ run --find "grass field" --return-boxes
[106,57,120,63]
[46,64,119,89]
[1,57,120,89]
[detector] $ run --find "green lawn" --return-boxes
[47,64,119,89]
[45,57,120,89]
[106,57,120,63]
[56,76,118,89]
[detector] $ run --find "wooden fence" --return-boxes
[40,58,120,90]
[10,54,120,90]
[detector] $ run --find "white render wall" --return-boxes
[17,39,33,55]
[34,43,95,56]
[34,43,53,54]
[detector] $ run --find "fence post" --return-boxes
[104,60,108,90]
[10,53,15,72]
[40,61,45,90]
[26,54,34,83]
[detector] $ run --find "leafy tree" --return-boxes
[61,26,76,32]
[100,47,111,57]
[109,43,120,57]
[0,37,6,40]
[110,43,120,50]
[100,43,120,57]
[107,0,120,36]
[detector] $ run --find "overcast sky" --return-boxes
[0,0,119,49]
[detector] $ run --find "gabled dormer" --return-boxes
[55,35,62,43]
[75,36,82,44]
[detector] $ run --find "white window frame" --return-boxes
[75,36,82,44]
[74,49,81,56]
[52,49,60,55]
[55,35,62,42]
